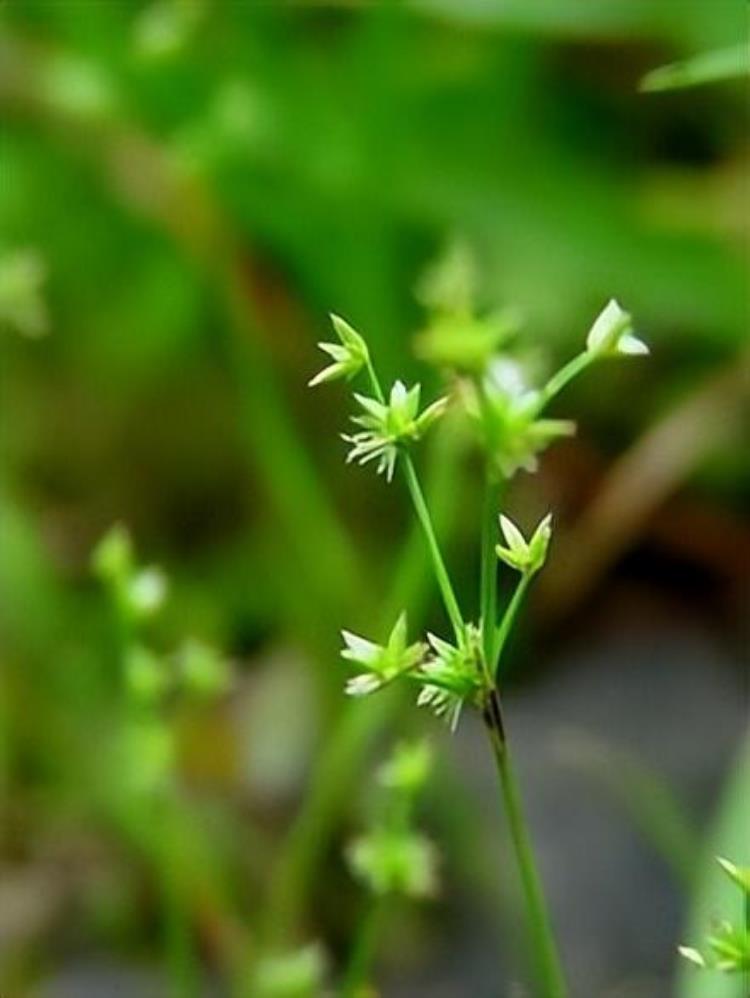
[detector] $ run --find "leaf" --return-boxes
[641,45,748,93]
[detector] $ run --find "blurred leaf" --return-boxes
[641,45,748,92]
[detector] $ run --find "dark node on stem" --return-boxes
[482,685,506,744]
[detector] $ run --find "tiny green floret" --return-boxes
[342,380,447,482]
[586,299,648,358]
[496,513,552,576]
[308,313,370,387]
[377,739,432,795]
[416,625,484,731]
[341,612,425,696]
[347,826,438,899]
[467,365,575,478]
[92,521,133,585]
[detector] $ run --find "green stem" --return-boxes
[162,866,200,998]
[342,897,388,997]
[492,573,532,678]
[479,483,563,993]
[486,727,567,998]
[479,477,498,665]
[402,457,464,640]
[364,358,386,404]
[538,351,593,409]
[365,357,464,640]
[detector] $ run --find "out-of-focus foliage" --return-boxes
[0,1,746,995]
[641,44,749,93]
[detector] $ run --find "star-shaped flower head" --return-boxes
[586,299,648,358]
[467,360,575,478]
[341,612,425,697]
[308,313,369,387]
[495,512,552,576]
[416,625,484,732]
[343,380,448,482]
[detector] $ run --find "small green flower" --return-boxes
[92,522,133,586]
[415,311,518,375]
[343,380,447,482]
[92,524,168,620]
[308,313,369,387]
[128,566,168,617]
[415,238,477,316]
[341,612,425,696]
[253,943,327,998]
[125,644,170,704]
[496,513,552,575]
[416,625,484,731]
[586,299,648,357]
[679,923,750,973]
[467,363,575,478]
[377,739,432,795]
[178,637,230,698]
[0,248,49,339]
[679,855,750,974]
[347,826,438,899]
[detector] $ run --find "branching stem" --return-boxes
[478,466,565,995]
[492,573,531,678]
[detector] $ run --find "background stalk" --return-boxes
[342,897,388,997]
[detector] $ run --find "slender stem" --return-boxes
[492,573,532,678]
[486,727,567,998]
[479,476,498,665]
[366,356,464,640]
[364,358,386,404]
[342,897,388,997]
[161,849,200,998]
[538,351,593,409]
[402,457,464,640]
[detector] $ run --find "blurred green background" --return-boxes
[0,2,747,997]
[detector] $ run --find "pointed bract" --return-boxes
[496,513,552,575]
[340,613,425,697]
[678,946,706,968]
[586,299,648,358]
[308,313,369,386]
[717,856,750,894]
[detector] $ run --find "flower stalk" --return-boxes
[308,294,649,994]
